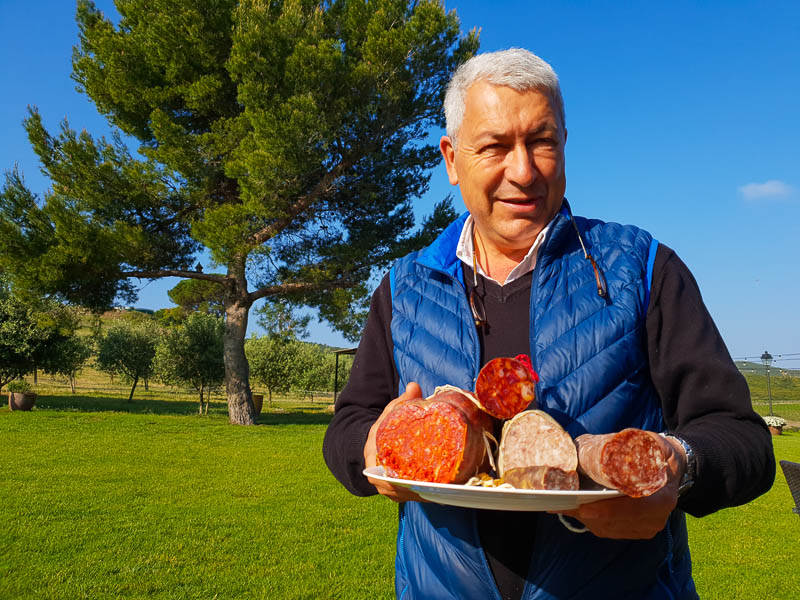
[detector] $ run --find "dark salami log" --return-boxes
[497,410,578,477]
[575,429,668,498]
[475,356,538,419]
[376,386,493,484]
[503,466,579,490]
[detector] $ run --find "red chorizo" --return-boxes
[474,356,539,419]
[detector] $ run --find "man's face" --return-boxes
[441,81,566,260]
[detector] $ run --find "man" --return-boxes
[323,48,774,600]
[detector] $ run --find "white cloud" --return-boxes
[739,179,795,201]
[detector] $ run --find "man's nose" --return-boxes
[505,144,537,187]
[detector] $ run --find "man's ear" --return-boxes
[440,136,459,185]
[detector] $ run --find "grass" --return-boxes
[1,395,396,599]
[3,384,800,599]
[753,402,800,424]
[744,371,800,422]
[687,432,800,599]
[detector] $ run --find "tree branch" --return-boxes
[248,279,353,304]
[246,107,433,248]
[120,269,226,283]
[248,158,355,247]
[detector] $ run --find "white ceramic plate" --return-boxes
[363,466,623,511]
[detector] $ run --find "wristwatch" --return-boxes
[664,434,696,497]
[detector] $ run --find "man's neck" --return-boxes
[475,242,527,284]
[456,217,553,286]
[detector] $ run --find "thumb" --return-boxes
[402,381,423,400]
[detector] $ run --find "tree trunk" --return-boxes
[223,265,255,425]
[198,383,205,415]
[128,374,139,403]
[69,375,76,394]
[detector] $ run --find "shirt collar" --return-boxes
[455,215,552,286]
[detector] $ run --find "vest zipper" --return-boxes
[656,515,677,599]
[397,504,409,599]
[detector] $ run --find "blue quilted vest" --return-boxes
[388,205,697,599]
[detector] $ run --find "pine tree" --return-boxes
[0,0,478,424]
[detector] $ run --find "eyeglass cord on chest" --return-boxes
[469,203,607,330]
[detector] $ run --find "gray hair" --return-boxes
[444,48,565,145]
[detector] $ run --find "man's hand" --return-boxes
[364,382,427,503]
[555,434,688,539]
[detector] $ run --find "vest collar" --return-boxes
[413,199,576,280]
[414,212,469,279]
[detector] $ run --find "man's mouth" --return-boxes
[496,196,541,205]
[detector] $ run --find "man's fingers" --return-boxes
[367,476,425,503]
[554,489,676,539]
[364,380,427,503]
[402,381,422,400]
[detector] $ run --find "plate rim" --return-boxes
[362,466,623,499]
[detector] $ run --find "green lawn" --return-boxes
[2,393,799,599]
[1,395,396,599]
[745,371,800,422]
[688,432,800,599]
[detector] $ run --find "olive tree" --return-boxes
[246,335,301,407]
[0,277,76,392]
[43,335,94,393]
[154,313,225,414]
[96,320,158,402]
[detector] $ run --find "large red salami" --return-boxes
[474,356,538,419]
[575,429,668,498]
[376,386,493,484]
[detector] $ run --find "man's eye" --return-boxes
[478,144,505,155]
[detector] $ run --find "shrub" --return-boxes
[7,380,34,393]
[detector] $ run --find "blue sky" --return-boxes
[1,1,798,365]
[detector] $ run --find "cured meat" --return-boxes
[475,356,538,419]
[503,466,579,491]
[497,410,578,477]
[376,386,493,484]
[575,429,668,498]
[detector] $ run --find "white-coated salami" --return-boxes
[503,466,579,490]
[497,410,578,478]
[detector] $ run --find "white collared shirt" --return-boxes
[455,216,552,286]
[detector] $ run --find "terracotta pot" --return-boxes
[251,394,264,416]
[769,425,783,436]
[8,392,37,411]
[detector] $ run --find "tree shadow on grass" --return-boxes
[257,409,334,426]
[32,394,336,425]
[35,394,212,416]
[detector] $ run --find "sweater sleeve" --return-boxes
[646,245,776,517]
[322,273,399,496]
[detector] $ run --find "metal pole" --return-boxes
[761,350,774,416]
[334,352,340,403]
[766,366,773,416]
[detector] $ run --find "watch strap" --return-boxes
[664,433,696,496]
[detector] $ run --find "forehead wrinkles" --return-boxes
[460,85,561,144]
